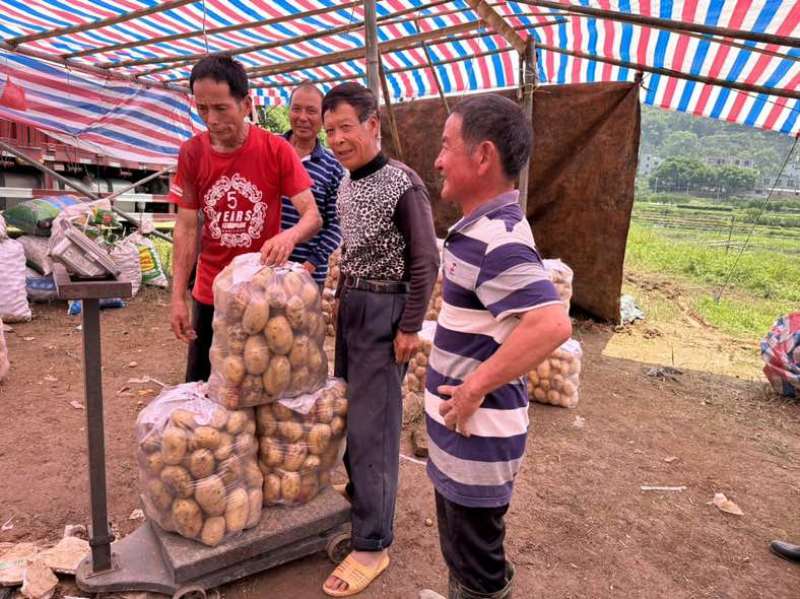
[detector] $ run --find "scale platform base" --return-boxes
[76,488,351,599]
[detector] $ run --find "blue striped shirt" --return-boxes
[280,132,344,283]
[425,190,561,508]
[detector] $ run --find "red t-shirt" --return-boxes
[168,127,312,305]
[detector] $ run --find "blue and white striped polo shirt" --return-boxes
[280,132,344,284]
[425,190,562,508]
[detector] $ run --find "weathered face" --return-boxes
[193,78,251,147]
[435,113,478,203]
[323,102,380,171]
[289,87,323,143]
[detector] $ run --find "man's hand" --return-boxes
[170,297,197,344]
[260,230,298,266]
[437,378,485,437]
[394,331,420,364]
[303,261,316,274]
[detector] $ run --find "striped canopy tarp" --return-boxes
[0,0,798,149]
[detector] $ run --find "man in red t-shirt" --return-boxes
[168,55,321,382]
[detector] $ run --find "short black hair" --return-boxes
[452,94,532,180]
[189,55,249,101]
[290,81,324,104]
[322,82,378,121]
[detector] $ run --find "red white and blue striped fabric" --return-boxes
[0,0,797,142]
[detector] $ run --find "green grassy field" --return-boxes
[625,216,799,338]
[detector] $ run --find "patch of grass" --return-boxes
[694,295,787,336]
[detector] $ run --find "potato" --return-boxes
[529,372,540,386]
[225,487,249,533]
[227,411,249,435]
[283,271,305,296]
[147,478,174,512]
[246,488,262,528]
[172,498,203,539]
[280,471,301,503]
[170,409,197,430]
[267,285,288,311]
[285,296,307,331]
[140,430,161,454]
[552,374,565,391]
[244,460,263,489]
[307,423,332,455]
[223,355,246,385]
[331,380,347,397]
[227,286,251,321]
[302,454,322,471]
[262,356,291,396]
[540,379,551,391]
[193,426,221,450]
[313,396,334,424]
[209,408,229,430]
[188,449,216,479]
[240,375,264,406]
[288,336,309,369]
[161,426,188,465]
[320,443,341,469]
[299,474,320,504]
[235,432,257,456]
[278,420,304,443]
[251,267,275,290]
[547,390,560,404]
[142,451,164,477]
[265,316,294,355]
[282,443,308,472]
[200,516,226,547]
[209,345,226,371]
[256,406,277,436]
[562,380,577,397]
[533,387,546,402]
[289,367,310,395]
[244,419,256,435]
[263,473,281,504]
[569,358,581,375]
[214,383,241,411]
[259,438,284,467]
[330,416,346,437]
[161,466,194,498]
[307,313,325,341]
[243,335,270,375]
[306,343,324,376]
[219,456,243,487]
[214,433,234,461]
[228,325,248,356]
[271,402,295,422]
[536,360,551,379]
[300,281,320,308]
[194,474,227,516]
[333,397,349,417]
[242,297,270,335]
[319,470,331,488]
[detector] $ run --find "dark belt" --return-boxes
[341,275,409,294]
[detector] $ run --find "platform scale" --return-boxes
[53,264,352,599]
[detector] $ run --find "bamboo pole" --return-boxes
[364,0,380,99]
[379,58,403,162]
[65,1,364,59]
[0,41,187,93]
[417,18,450,114]
[516,0,800,48]
[105,0,452,70]
[517,39,536,214]
[465,0,527,54]
[535,42,800,100]
[5,0,196,47]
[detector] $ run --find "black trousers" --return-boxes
[334,286,407,551]
[436,491,513,597]
[185,299,214,383]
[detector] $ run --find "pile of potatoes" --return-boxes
[542,259,573,312]
[425,272,444,322]
[403,322,436,395]
[136,383,263,547]
[256,379,348,506]
[321,250,341,338]
[527,339,582,408]
[208,255,328,409]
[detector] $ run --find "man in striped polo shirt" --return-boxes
[425,94,572,599]
[281,82,344,285]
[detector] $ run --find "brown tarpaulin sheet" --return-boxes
[380,81,640,322]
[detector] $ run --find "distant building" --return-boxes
[638,153,663,177]
[705,156,756,169]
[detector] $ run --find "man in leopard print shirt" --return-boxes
[321,82,439,596]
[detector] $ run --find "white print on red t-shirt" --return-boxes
[203,173,266,248]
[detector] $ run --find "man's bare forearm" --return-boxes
[468,306,572,397]
[171,215,198,302]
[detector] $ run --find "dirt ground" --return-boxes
[1,273,799,599]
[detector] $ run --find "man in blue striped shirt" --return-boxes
[425,94,572,599]
[281,82,343,284]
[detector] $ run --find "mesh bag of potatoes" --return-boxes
[208,253,328,409]
[256,378,348,507]
[425,272,444,322]
[136,382,263,547]
[404,321,436,395]
[321,249,341,337]
[528,339,583,408]
[542,259,573,312]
